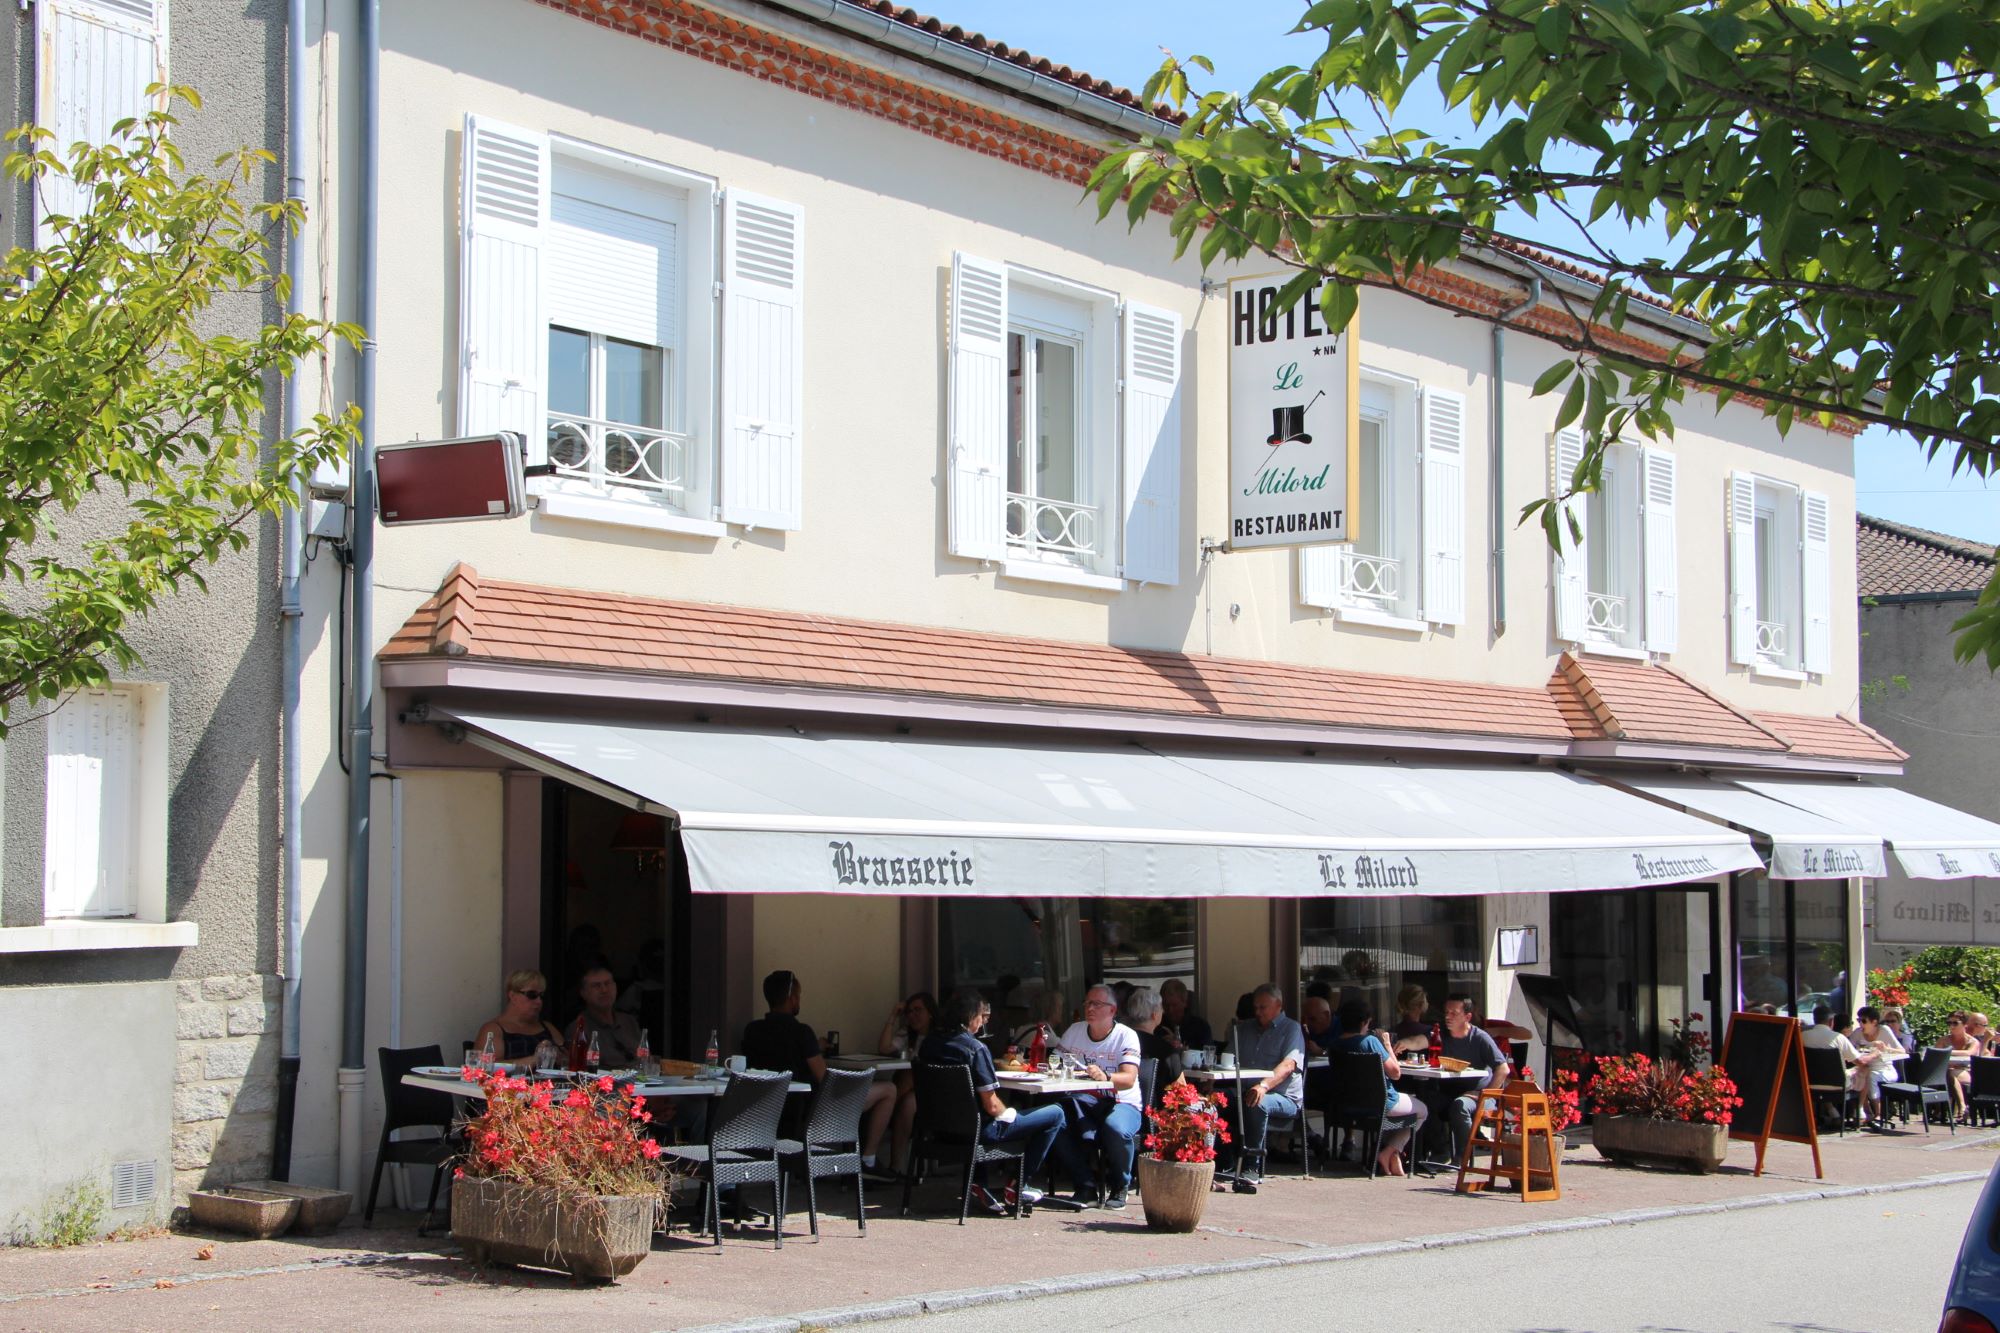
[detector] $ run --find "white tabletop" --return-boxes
[402,1071,810,1100]
[1394,1065,1490,1081]
[1184,1066,1277,1081]
[827,1054,912,1073]
[994,1070,1114,1095]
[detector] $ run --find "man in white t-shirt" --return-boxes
[1057,985,1145,1209]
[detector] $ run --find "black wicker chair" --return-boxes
[1803,1045,1857,1135]
[1881,1047,1954,1134]
[365,1046,459,1233]
[1325,1050,1420,1179]
[663,1069,792,1248]
[1969,1056,2000,1127]
[900,1064,1027,1223]
[777,1067,878,1238]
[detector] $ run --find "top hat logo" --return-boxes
[1266,403,1313,446]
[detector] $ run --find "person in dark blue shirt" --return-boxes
[920,987,1087,1213]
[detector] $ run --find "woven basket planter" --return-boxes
[1592,1114,1729,1175]
[451,1177,656,1281]
[1135,1157,1214,1233]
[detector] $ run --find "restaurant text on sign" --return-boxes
[1227,274,1357,551]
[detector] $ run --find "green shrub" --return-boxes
[1901,981,1992,1048]
[1909,947,2000,1001]
[32,1178,105,1247]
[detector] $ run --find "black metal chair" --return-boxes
[1803,1045,1857,1135]
[1881,1047,1954,1134]
[1969,1056,2000,1127]
[365,1046,459,1233]
[777,1067,877,1238]
[1325,1050,1420,1179]
[900,1064,1027,1223]
[663,1069,792,1248]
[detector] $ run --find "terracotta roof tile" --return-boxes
[1752,711,1907,764]
[1548,653,1787,751]
[1858,514,1994,598]
[385,565,1571,743]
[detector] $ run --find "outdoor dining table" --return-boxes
[1392,1065,1492,1172]
[826,1054,912,1074]
[400,1068,812,1100]
[993,1069,1115,1096]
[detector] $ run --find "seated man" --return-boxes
[1226,983,1306,1189]
[919,987,1085,1212]
[1058,985,1146,1209]
[1301,993,1338,1117]
[741,969,897,1177]
[568,959,645,1065]
[1439,993,1512,1167]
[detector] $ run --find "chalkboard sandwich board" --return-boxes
[1720,1010,1823,1179]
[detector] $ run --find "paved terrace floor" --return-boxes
[1,1124,1990,1331]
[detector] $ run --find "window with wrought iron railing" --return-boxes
[547,326,687,510]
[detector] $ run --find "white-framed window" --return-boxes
[947,253,1183,587]
[33,0,170,252]
[1730,473,1829,674]
[1553,431,1678,655]
[44,685,167,922]
[458,115,804,535]
[1298,371,1465,627]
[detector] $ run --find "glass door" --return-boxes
[1551,886,1717,1057]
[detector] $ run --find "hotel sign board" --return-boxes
[1227,273,1359,550]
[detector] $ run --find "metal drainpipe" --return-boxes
[271,0,309,1183]
[1490,276,1542,636]
[337,0,380,1205]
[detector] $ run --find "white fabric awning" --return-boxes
[1737,778,2000,880]
[443,710,1760,898]
[1604,774,1887,880]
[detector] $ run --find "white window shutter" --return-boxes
[1640,446,1678,654]
[948,252,1008,562]
[1419,387,1466,625]
[1298,546,1344,609]
[458,115,549,462]
[34,0,169,252]
[1121,302,1182,586]
[44,689,139,919]
[1801,489,1832,674]
[719,190,805,530]
[1727,471,1759,665]
[1552,428,1587,641]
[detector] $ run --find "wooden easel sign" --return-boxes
[1720,1010,1823,1179]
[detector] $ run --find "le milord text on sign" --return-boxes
[1227,275,1354,551]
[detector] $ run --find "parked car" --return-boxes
[1942,1154,2000,1331]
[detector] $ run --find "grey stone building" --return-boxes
[1857,514,2000,957]
[0,0,289,1236]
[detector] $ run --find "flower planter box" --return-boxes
[450,1177,656,1281]
[1135,1157,1213,1233]
[1592,1114,1729,1174]
[235,1180,352,1236]
[188,1187,301,1239]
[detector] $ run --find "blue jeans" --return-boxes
[980,1101,1073,1185]
[1063,1097,1143,1191]
[1239,1091,1300,1170]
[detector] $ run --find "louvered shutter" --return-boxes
[34,0,169,252]
[1727,471,1759,665]
[458,115,549,460]
[719,190,804,530]
[1801,489,1832,674]
[44,689,139,919]
[1641,446,1678,654]
[948,253,1008,562]
[1552,428,1588,641]
[1121,302,1182,585]
[1419,387,1467,625]
[1299,545,1343,609]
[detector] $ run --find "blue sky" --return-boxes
[926,1,1999,544]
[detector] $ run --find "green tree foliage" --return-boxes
[1908,946,2000,1000]
[1089,0,2000,661]
[0,90,358,728]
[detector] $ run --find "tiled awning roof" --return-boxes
[385,564,1904,769]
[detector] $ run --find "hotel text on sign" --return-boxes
[1227,275,1357,550]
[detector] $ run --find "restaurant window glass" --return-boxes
[1733,873,1851,1019]
[939,897,1196,1040]
[1298,897,1481,1026]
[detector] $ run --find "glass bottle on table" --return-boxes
[585,1031,601,1073]
[705,1029,721,1071]
[634,1027,652,1076]
[477,1031,496,1073]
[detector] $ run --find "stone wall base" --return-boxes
[172,974,283,1205]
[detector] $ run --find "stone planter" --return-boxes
[1135,1157,1214,1233]
[1592,1114,1729,1174]
[450,1177,657,1281]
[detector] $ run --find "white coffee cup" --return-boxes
[726,1054,747,1073]
[1218,1051,1238,1070]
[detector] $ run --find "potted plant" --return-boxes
[450,1068,668,1280]
[1135,1082,1229,1232]
[1588,1019,1742,1175]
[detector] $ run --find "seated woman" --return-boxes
[1845,1006,1905,1129]
[1387,984,1432,1053]
[1331,998,1428,1177]
[472,970,565,1071]
[880,990,938,1172]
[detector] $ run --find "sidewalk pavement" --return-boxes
[2,1125,1992,1332]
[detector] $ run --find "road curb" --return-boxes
[673,1170,1987,1333]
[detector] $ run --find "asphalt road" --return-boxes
[868,1180,1981,1333]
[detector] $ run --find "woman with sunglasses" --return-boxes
[473,970,566,1070]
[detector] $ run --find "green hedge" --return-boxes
[1909,947,2000,999]
[1901,982,1992,1048]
